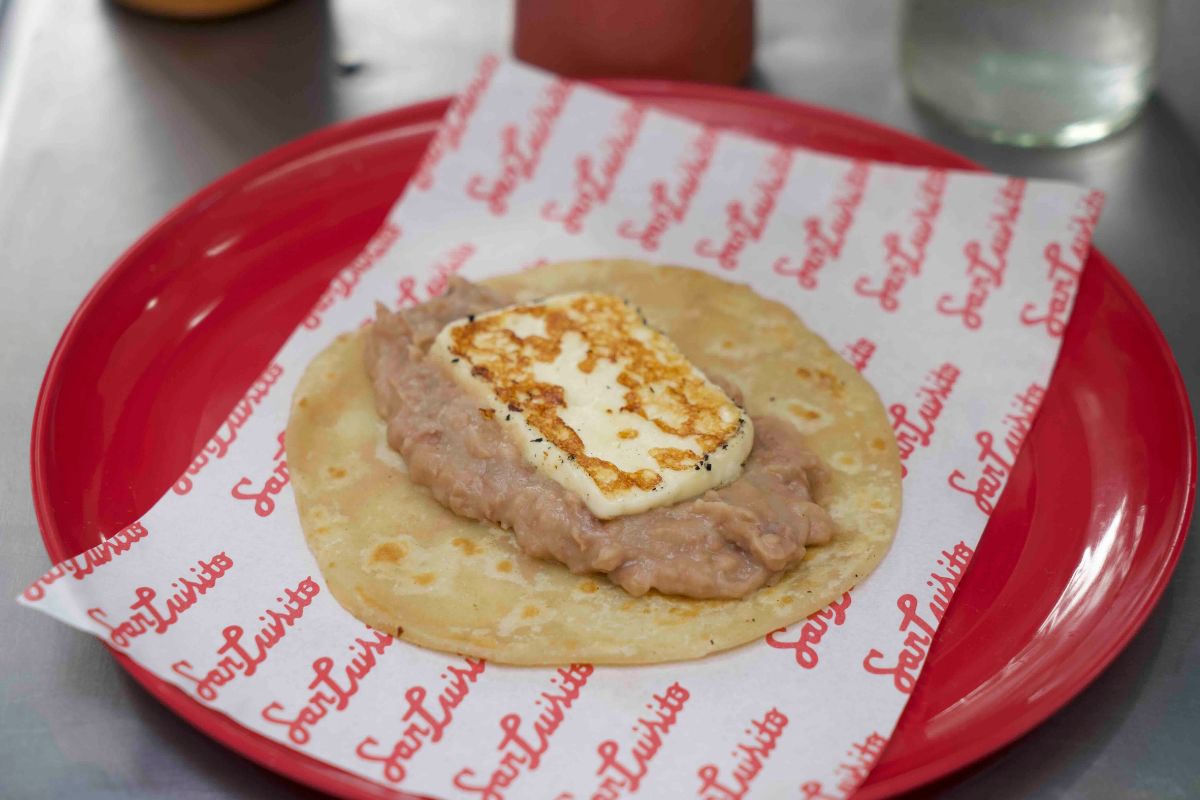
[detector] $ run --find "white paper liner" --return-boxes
[20,57,1103,800]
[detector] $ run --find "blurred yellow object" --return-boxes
[112,0,282,20]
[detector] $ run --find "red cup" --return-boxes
[514,0,755,85]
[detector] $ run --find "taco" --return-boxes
[287,260,901,664]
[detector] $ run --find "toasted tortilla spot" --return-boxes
[452,537,482,555]
[521,605,541,619]
[795,366,845,397]
[496,560,514,573]
[370,542,407,564]
[789,402,822,421]
[578,580,600,593]
[777,594,795,606]
[327,466,347,479]
[785,400,831,434]
[833,451,862,473]
[413,572,435,586]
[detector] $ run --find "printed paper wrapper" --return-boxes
[20,57,1104,800]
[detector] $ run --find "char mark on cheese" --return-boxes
[365,278,834,599]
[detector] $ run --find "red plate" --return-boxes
[30,82,1195,799]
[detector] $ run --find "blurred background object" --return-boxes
[901,0,1164,147]
[113,0,282,19]
[514,0,753,84]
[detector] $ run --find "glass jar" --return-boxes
[900,0,1164,147]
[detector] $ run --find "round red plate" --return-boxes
[31,82,1195,799]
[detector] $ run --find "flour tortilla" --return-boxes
[287,261,901,665]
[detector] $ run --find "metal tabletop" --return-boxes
[1,1,1196,798]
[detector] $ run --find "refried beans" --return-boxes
[364,279,835,599]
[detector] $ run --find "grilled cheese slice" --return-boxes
[431,292,753,518]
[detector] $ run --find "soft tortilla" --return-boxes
[287,261,901,665]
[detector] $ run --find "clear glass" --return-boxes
[900,0,1164,147]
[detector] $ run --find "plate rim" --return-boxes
[27,79,1197,800]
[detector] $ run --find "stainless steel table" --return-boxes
[1,1,1196,798]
